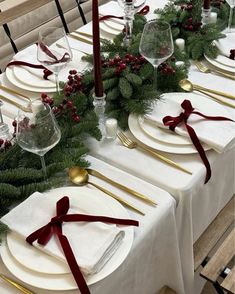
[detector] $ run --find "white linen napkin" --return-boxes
[1,192,125,275]
[145,98,235,153]
[215,33,235,58]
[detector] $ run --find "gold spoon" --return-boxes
[179,79,235,109]
[179,79,235,101]
[68,167,145,215]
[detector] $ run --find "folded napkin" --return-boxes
[145,98,235,153]
[215,33,235,58]
[1,192,125,275]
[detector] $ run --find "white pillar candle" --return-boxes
[209,12,217,23]
[175,38,185,51]
[105,118,118,139]
[175,61,185,68]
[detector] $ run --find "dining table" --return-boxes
[0,0,235,293]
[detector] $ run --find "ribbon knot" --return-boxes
[26,196,138,294]
[163,99,234,183]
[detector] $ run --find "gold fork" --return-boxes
[194,61,235,80]
[68,33,93,45]
[0,95,31,112]
[117,132,192,175]
[0,274,34,294]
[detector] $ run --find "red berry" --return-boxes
[188,17,193,23]
[12,120,17,127]
[108,60,115,66]
[67,100,73,108]
[114,55,121,63]
[75,74,81,82]
[0,139,4,146]
[119,63,126,70]
[188,25,193,31]
[41,93,47,99]
[73,115,80,122]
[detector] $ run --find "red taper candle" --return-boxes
[203,0,210,9]
[92,0,104,97]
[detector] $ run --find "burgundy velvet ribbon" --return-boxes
[7,60,53,80]
[99,5,149,21]
[26,196,139,294]
[229,49,235,60]
[163,99,234,184]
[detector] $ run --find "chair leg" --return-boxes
[54,0,70,33]
[75,0,87,25]
[212,281,225,294]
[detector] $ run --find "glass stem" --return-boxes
[153,65,158,90]
[227,6,234,33]
[40,155,47,179]
[124,3,134,47]
[55,72,60,94]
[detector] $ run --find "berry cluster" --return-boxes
[0,138,12,151]
[182,17,202,31]
[64,70,83,96]
[41,93,54,106]
[229,49,235,60]
[180,3,193,11]
[52,98,80,123]
[102,54,147,76]
[158,62,176,75]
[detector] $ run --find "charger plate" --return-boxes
[1,186,134,291]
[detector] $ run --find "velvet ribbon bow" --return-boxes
[99,5,149,22]
[229,49,235,60]
[163,99,234,183]
[26,196,139,294]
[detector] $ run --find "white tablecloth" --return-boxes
[0,156,184,294]
[0,1,235,293]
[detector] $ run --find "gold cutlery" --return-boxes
[194,61,235,80]
[68,33,93,45]
[0,95,32,112]
[87,168,157,205]
[69,166,145,215]
[56,43,89,56]
[117,132,192,175]
[179,79,235,101]
[179,80,235,109]
[0,84,31,101]
[0,274,34,294]
[73,31,93,39]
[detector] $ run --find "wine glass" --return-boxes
[117,0,146,46]
[37,27,72,93]
[16,101,61,178]
[139,20,174,89]
[226,0,235,33]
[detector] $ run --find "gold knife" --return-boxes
[0,274,35,294]
[68,33,93,45]
[87,168,157,205]
[0,94,31,112]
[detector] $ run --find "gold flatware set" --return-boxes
[68,166,152,215]
[117,132,192,175]
[179,79,235,109]
[194,61,235,80]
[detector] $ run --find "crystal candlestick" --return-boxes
[123,0,135,47]
[93,93,106,135]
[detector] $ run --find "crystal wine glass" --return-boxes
[16,101,61,178]
[139,20,174,89]
[37,27,72,93]
[117,0,146,46]
[226,0,235,33]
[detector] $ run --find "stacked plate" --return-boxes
[99,17,124,36]
[5,44,88,93]
[0,187,134,291]
[205,32,235,73]
[128,92,231,154]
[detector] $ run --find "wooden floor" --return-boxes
[201,282,218,294]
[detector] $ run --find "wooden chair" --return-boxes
[194,196,235,294]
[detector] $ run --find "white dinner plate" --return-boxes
[204,54,235,73]
[129,92,230,154]
[214,32,235,68]
[103,18,124,32]
[5,67,56,93]
[138,116,192,145]
[1,186,134,290]
[100,21,122,36]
